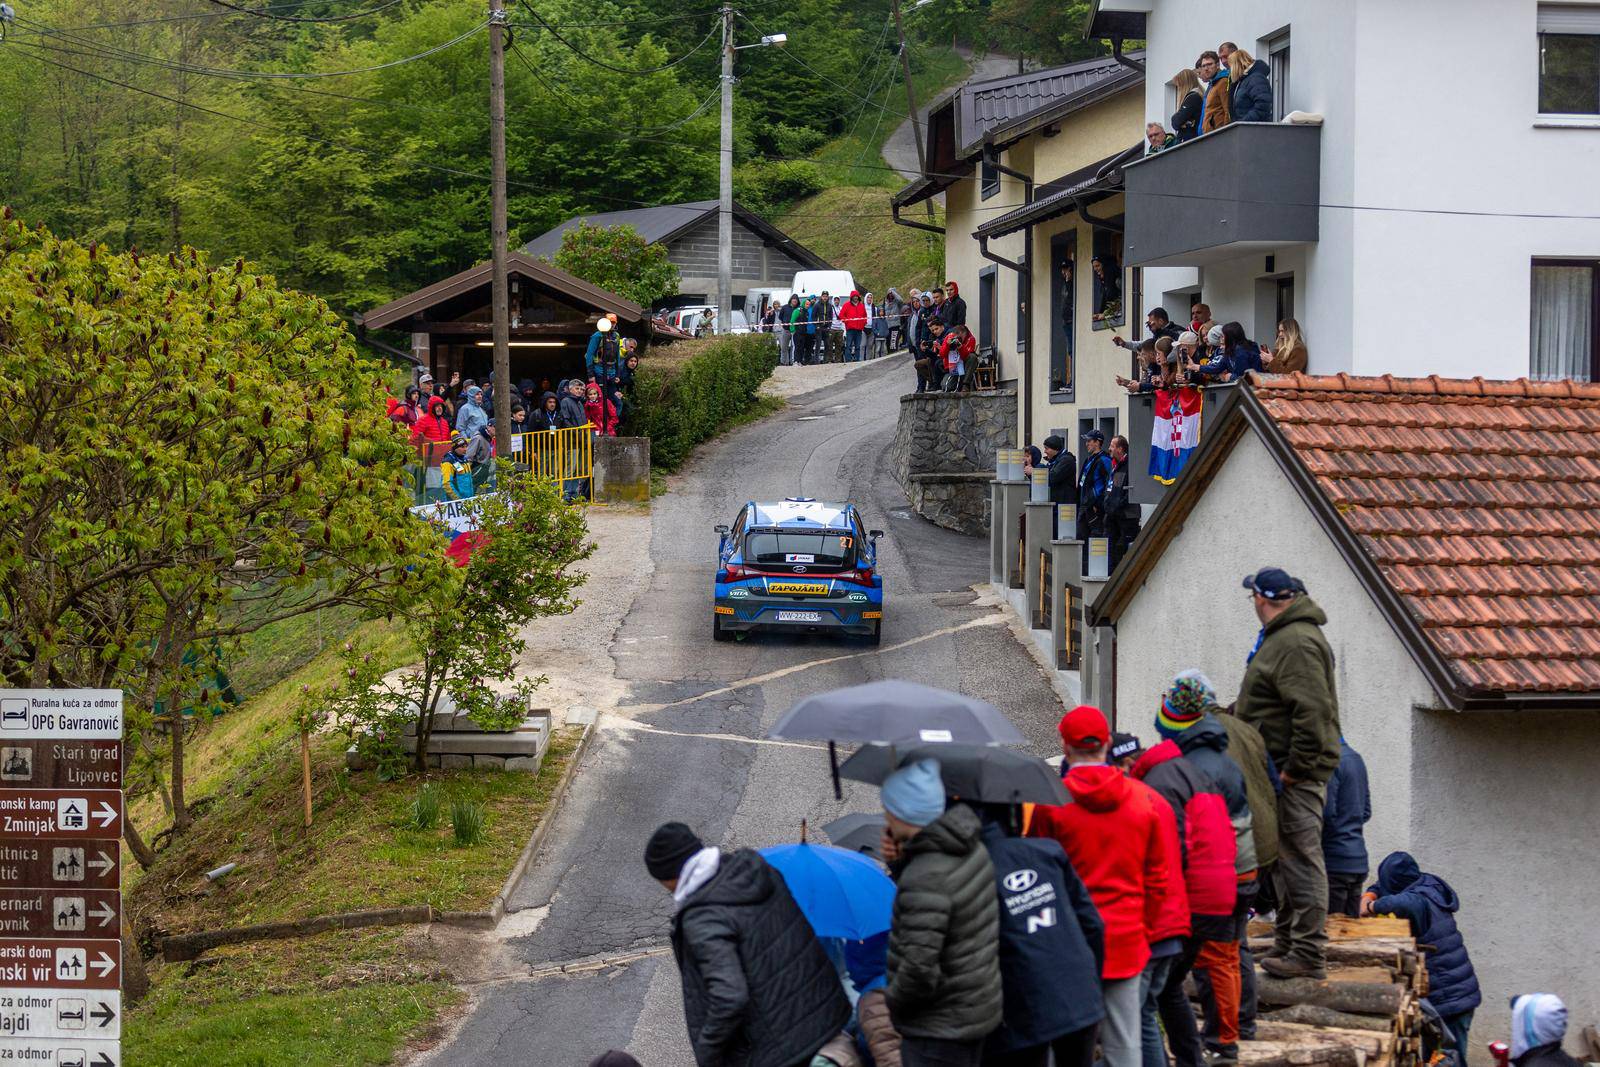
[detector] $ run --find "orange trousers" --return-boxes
[1194,938,1242,1044]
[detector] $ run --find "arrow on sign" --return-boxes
[93,801,118,828]
[91,951,116,977]
[93,1055,116,1067]
[88,850,114,876]
[91,900,116,928]
[91,1000,116,1028]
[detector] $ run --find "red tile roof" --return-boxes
[1253,373,1600,696]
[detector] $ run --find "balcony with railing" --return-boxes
[1120,122,1321,268]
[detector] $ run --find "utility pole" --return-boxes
[716,4,735,336]
[488,0,513,446]
[890,0,936,223]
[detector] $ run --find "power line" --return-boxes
[5,0,395,32]
[516,0,717,75]
[14,12,487,79]
[509,41,718,138]
[737,9,916,126]
[203,0,406,24]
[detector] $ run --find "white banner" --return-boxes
[408,495,500,536]
[0,694,122,741]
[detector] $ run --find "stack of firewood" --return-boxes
[1222,916,1428,1067]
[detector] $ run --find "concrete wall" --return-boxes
[1111,426,1600,1044]
[1112,0,1600,380]
[668,216,812,299]
[592,436,651,504]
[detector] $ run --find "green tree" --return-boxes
[313,464,593,774]
[552,221,679,307]
[0,210,438,863]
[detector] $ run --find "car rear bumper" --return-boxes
[714,589,882,634]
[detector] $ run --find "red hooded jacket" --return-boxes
[838,294,868,331]
[1026,764,1181,980]
[1133,740,1238,921]
[411,396,453,444]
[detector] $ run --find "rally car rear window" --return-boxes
[743,531,856,568]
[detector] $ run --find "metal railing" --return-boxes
[407,425,593,505]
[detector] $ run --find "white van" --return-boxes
[745,287,791,328]
[790,270,857,302]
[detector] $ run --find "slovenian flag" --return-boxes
[1149,387,1202,485]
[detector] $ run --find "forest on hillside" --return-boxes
[0,0,1101,313]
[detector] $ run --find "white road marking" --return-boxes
[795,415,828,421]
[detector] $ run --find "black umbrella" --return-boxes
[839,743,1069,806]
[768,680,1026,799]
[821,813,886,859]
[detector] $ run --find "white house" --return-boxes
[1088,0,1600,383]
[1090,372,1600,1052]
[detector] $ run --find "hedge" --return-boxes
[631,334,778,470]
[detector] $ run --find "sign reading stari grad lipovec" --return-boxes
[0,689,124,1066]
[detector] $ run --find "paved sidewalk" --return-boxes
[760,351,908,401]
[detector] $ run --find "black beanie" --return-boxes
[644,822,702,881]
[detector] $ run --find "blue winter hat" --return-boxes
[881,757,945,827]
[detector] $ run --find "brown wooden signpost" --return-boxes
[0,690,123,1066]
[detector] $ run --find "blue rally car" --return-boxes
[713,498,885,644]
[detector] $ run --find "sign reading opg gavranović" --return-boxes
[0,690,124,1060]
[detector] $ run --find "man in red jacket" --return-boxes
[1134,742,1239,1067]
[839,290,869,363]
[1026,706,1180,1067]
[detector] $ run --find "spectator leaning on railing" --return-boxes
[1228,49,1273,123]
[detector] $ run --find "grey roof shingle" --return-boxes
[956,52,1143,152]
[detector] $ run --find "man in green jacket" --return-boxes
[1235,568,1341,980]
[879,757,1003,1067]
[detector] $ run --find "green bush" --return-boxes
[733,160,825,218]
[768,123,827,158]
[632,335,779,471]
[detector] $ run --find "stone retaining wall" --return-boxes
[892,388,1016,535]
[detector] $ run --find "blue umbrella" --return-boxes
[758,841,895,940]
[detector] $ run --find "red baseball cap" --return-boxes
[1058,705,1110,750]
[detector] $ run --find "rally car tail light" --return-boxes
[832,567,874,587]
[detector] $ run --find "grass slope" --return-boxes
[775,46,968,295]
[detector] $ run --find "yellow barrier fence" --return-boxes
[512,424,593,497]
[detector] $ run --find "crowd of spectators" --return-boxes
[1146,41,1277,153]
[387,313,645,502]
[1112,302,1308,396]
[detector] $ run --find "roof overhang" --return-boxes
[1087,380,1594,713]
[971,144,1140,240]
[1086,0,1147,41]
[356,251,643,331]
[976,64,1142,154]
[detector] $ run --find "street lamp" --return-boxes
[717,10,786,335]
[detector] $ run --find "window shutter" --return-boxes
[1538,4,1600,33]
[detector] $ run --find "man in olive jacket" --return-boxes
[646,822,850,1067]
[1235,568,1341,980]
[879,758,1003,1067]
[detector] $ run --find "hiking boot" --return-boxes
[1205,1045,1240,1067]
[1260,956,1326,980]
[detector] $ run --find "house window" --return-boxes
[1050,233,1076,398]
[1266,30,1291,120]
[1089,226,1125,331]
[1538,5,1600,114]
[1531,260,1600,381]
[1016,267,1028,352]
[981,157,1000,200]
[979,266,997,351]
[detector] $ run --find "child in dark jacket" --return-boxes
[1322,739,1371,916]
[1363,852,1480,1065]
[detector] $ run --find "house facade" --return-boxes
[520,200,830,311]
[1091,0,1600,382]
[893,55,1147,449]
[1090,374,1600,1049]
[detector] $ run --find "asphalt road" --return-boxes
[421,354,1066,1067]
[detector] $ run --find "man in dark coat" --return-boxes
[645,822,849,1067]
[1236,567,1341,980]
[1362,852,1481,1065]
[879,758,1003,1067]
[942,280,968,329]
[977,809,1105,1067]
[1322,739,1371,917]
[1104,435,1141,571]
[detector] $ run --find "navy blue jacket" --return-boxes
[1078,450,1113,513]
[1230,60,1273,123]
[1368,852,1481,1017]
[980,822,1105,1053]
[1322,741,1371,875]
[1228,340,1264,377]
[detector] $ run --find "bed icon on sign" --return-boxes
[0,698,27,731]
